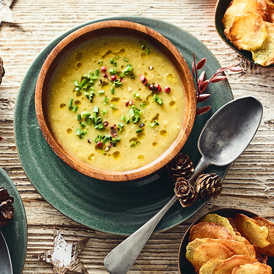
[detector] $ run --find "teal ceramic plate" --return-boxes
[14,17,233,236]
[178,208,274,273]
[0,168,27,274]
[215,0,274,67]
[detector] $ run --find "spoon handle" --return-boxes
[104,157,209,274]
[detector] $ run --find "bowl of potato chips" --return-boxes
[215,0,274,67]
[178,208,274,273]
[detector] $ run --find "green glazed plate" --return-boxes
[178,208,274,273]
[14,17,233,236]
[215,0,274,67]
[0,168,27,274]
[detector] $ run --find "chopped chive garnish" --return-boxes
[121,114,126,122]
[146,48,150,55]
[136,129,142,134]
[140,102,147,108]
[141,44,146,50]
[74,80,79,87]
[153,94,163,105]
[72,105,78,112]
[86,118,92,125]
[110,104,117,109]
[102,109,107,115]
[109,68,117,75]
[132,116,140,124]
[149,120,159,127]
[110,58,117,66]
[111,87,115,94]
[77,114,81,121]
[98,90,105,95]
[81,112,91,119]
[94,68,99,76]
[68,98,73,109]
[130,140,140,148]
[93,106,99,113]
[104,97,109,104]
[98,60,103,65]
[131,74,135,79]
[76,128,87,139]
[126,118,130,124]
[113,79,123,87]
[120,64,133,77]
[118,122,124,128]
[80,122,86,128]
[124,57,129,62]
[133,92,140,99]
[95,134,102,143]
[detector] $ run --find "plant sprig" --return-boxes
[192,54,244,115]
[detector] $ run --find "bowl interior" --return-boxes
[178,207,274,274]
[215,0,274,67]
[35,21,196,181]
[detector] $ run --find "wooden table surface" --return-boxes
[1,0,274,273]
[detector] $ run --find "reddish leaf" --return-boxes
[196,58,207,70]
[197,71,206,86]
[198,80,209,93]
[196,106,211,115]
[192,61,195,77]
[215,67,228,74]
[209,75,227,83]
[197,93,210,103]
[228,66,244,72]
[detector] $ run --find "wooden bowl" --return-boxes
[35,20,196,181]
[177,207,274,274]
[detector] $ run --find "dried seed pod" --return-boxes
[166,153,194,181]
[195,173,222,200]
[174,178,197,207]
[0,187,14,227]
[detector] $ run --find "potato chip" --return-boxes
[232,262,272,274]
[222,0,264,35]
[199,258,224,274]
[254,216,274,256]
[251,22,274,66]
[234,213,270,248]
[193,243,234,273]
[186,237,255,264]
[227,217,241,235]
[259,0,274,22]
[214,255,258,274]
[201,214,237,237]
[189,222,235,242]
[228,12,267,50]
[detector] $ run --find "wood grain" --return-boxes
[1,0,274,273]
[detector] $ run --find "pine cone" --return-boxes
[174,178,197,207]
[166,153,194,181]
[0,187,14,227]
[0,57,5,85]
[195,173,222,200]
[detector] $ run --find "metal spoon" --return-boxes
[104,96,263,274]
[0,231,13,274]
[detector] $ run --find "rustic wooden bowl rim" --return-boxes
[35,20,197,182]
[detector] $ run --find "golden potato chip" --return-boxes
[234,213,270,248]
[259,0,274,22]
[193,243,234,273]
[189,222,235,242]
[251,22,274,66]
[199,258,224,274]
[186,238,234,264]
[254,216,274,256]
[214,255,258,274]
[228,12,267,50]
[222,0,264,35]
[231,262,272,274]
[186,237,255,264]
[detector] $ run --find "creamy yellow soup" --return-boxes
[48,36,186,172]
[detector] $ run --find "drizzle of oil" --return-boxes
[160,130,167,137]
[169,101,176,107]
[138,155,145,161]
[113,151,121,159]
[60,103,66,109]
[152,142,158,146]
[75,52,83,60]
[88,153,95,161]
[67,128,72,134]
[166,73,174,82]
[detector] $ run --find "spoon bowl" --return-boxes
[104,96,263,274]
[199,96,263,166]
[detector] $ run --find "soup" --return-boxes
[47,36,186,172]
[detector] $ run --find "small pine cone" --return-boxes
[174,178,197,207]
[195,173,222,200]
[0,187,14,227]
[166,153,194,181]
[0,57,5,85]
